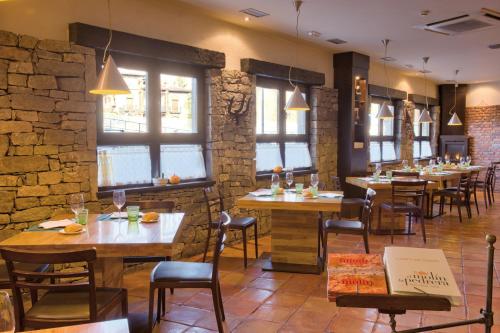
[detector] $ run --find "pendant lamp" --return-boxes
[285,0,309,112]
[447,70,463,126]
[89,0,130,95]
[417,57,433,123]
[376,39,394,119]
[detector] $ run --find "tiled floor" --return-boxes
[124,194,500,333]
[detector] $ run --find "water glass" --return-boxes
[285,171,294,190]
[460,157,465,166]
[310,173,319,188]
[113,189,126,221]
[386,170,392,180]
[127,206,140,223]
[375,163,382,176]
[0,291,14,333]
[77,208,88,225]
[69,193,84,221]
[310,185,318,197]
[295,183,304,194]
[402,160,408,170]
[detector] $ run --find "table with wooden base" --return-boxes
[0,213,185,287]
[237,191,342,274]
[23,319,129,333]
[346,177,438,234]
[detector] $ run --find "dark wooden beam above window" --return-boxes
[241,58,325,86]
[368,84,407,100]
[408,93,439,106]
[69,22,225,68]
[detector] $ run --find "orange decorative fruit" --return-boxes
[273,166,283,174]
[169,174,181,184]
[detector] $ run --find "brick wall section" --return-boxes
[465,105,500,190]
[0,30,97,239]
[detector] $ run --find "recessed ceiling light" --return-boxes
[307,31,322,38]
[244,16,250,22]
[239,8,269,18]
[381,56,397,62]
[420,9,431,16]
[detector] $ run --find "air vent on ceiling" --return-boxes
[327,38,347,45]
[489,43,500,49]
[381,56,397,62]
[415,8,500,36]
[239,8,269,18]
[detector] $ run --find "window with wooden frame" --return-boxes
[96,52,206,188]
[413,105,432,158]
[369,97,397,162]
[255,77,311,173]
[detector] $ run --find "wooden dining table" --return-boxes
[237,191,342,274]
[23,319,129,333]
[0,213,185,287]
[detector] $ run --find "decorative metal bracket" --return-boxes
[226,94,252,125]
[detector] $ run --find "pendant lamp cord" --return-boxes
[449,70,458,115]
[423,57,429,110]
[288,1,301,88]
[102,0,113,64]
[382,39,391,104]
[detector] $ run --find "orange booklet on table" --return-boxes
[327,253,388,301]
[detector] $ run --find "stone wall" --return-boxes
[0,30,97,239]
[465,105,500,190]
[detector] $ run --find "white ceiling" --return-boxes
[181,0,500,83]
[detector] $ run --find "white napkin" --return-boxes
[39,219,75,229]
[318,192,344,198]
[110,212,144,218]
[249,189,272,197]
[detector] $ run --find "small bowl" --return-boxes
[153,178,168,186]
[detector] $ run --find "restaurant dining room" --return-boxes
[0,0,499,332]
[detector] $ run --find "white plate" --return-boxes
[59,228,86,235]
[140,219,158,223]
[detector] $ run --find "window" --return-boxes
[97,53,205,187]
[413,106,432,158]
[255,78,311,172]
[369,99,396,162]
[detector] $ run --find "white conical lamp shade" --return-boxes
[285,86,310,111]
[418,108,433,123]
[376,101,394,119]
[89,55,130,95]
[448,112,462,126]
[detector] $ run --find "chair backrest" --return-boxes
[331,176,341,191]
[125,200,175,212]
[317,181,327,191]
[203,186,224,225]
[485,166,495,186]
[392,171,420,178]
[457,173,471,194]
[360,188,376,228]
[390,179,428,208]
[469,170,480,184]
[211,211,231,281]
[0,248,98,325]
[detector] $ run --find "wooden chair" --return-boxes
[123,200,175,264]
[0,248,127,331]
[202,186,258,268]
[0,261,51,305]
[468,170,480,215]
[433,173,472,223]
[380,179,428,243]
[391,171,420,178]
[476,166,495,209]
[148,212,231,333]
[321,188,376,269]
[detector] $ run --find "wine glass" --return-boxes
[375,163,382,175]
[310,173,319,187]
[69,193,84,221]
[113,189,126,222]
[0,291,15,333]
[437,156,442,165]
[445,155,450,165]
[460,156,465,166]
[285,171,294,191]
[402,160,408,170]
[466,155,472,166]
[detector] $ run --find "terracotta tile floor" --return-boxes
[123,194,500,333]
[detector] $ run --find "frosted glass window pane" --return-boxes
[161,74,197,133]
[369,103,380,136]
[421,122,430,136]
[413,141,420,158]
[256,143,282,172]
[285,142,312,169]
[421,141,432,157]
[382,105,394,136]
[103,68,147,133]
[256,87,279,134]
[370,142,381,162]
[160,145,206,179]
[97,146,151,186]
[414,109,421,136]
[382,141,396,161]
[285,90,306,134]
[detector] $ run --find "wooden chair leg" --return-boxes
[420,213,427,243]
[407,213,412,234]
[121,289,128,317]
[390,212,395,244]
[148,285,156,333]
[483,187,489,209]
[242,228,248,268]
[363,233,369,254]
[217,280,225,321]
[162,288,166,316]
[254,223,258,259]
[29,289,38,305]
[456,199,463,223]
[474,189,479,215]
[203,226,212,263]
[211,285,224,333]
[322,231,328,271]
[317,219,322,258]
[156,288,162,323]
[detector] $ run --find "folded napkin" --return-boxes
[39,219,74,229]
[110,212,144,218]
[318,193,344,198]
[248,189,272,197]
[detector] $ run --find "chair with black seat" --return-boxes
[123,200,175,264]
[0,248,128,331]
[488,163,497,204]
[321,188,376,269]
[391,171,420,178]
[148,212,230,333]
[202,186,257,268]
[433,173,471,223]
[331,176,366,218]
[468,170,480,215]
[380,179,428,244]
[476,166,495,209]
